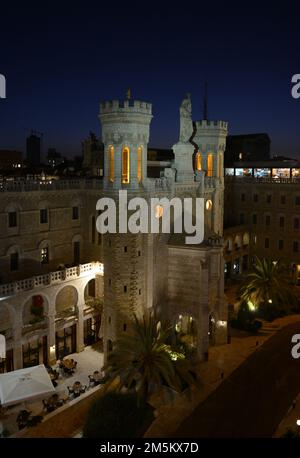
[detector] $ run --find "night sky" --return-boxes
[0,2,300,158]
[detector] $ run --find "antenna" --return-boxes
[203,81,208,120]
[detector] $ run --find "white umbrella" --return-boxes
[0,364,55,407]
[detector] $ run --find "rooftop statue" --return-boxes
[179,93,193,142]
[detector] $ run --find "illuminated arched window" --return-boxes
[195,152,202,171]
[122,147,130,184]
[218,152,223,178]
[109,146,114,182]
[137,146,142,182]
[207,154,213,177]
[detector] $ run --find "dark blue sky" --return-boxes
[0,2,300,158]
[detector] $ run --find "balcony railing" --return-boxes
[0,262,104,298]
[225,176,300,184]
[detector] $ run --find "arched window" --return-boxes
[195,152,202,171]
[207,154,213,177]
[137,146,142,182]
[218,152,223,178]
[109,146,114,183]
[122,147,130,184]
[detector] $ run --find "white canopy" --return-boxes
[0,364,55,407]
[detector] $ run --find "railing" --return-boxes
[225,176,300,184]
[0,262,104,298]
[0,178,103,192]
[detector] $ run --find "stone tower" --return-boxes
[193,119,228,236]
[98,98,153,359]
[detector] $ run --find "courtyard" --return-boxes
[0,343,103,437]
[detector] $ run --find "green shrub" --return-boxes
[83,392,154,438]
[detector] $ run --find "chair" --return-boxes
[88,375,95,386]
[67,386,74,396]
[42,399,49,411]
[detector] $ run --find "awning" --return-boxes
[0,364,55,407]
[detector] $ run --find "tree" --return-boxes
[83,392,154,438]
[103,311,198,401]
[239,257,297,313]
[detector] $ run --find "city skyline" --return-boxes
[0,3,300,158]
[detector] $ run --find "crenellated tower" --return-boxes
[193,119,228,236]
[98,98,153,360]
[99,99,152,190]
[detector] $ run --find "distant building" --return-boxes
[47,148,64,168]
[223,158,300,279]
[225,133,270,166]
[0,150,23,169]
[82,132,104,176]
[26,134,41,166]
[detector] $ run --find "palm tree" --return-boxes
[103,311,198,401]
[239,257,297,311]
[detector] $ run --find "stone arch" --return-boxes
[55,285,78,316]
[84,278,96,300]
[6,244,23,257]
[22,293,49,326]
[5,202,22,213]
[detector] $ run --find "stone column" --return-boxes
[76,306,84,353]
[12,325,23,370]
[47,312,56,365]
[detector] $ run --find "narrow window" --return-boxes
[278,240,284,250]
[72,206,79,220]
[10,252,19,271]
[137,146,142,182]
[124,285,127,293]
[41,247,49,264]
[294,218,299,229]
[207,154,213,177]
[279,216,285,228]
[265,238,269,249]
[293,241,298,252]
[195,152,202,171]
[218,152,223,178]
[281,195,286,204]
[122,147,130,184]
[252,214,257,225]
[40,209,48,224]
[109,146,114,183]
[266,215,271,226]
[8,211,17,228]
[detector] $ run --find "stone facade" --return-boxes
[0,94,229,373]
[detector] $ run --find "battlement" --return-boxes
[100,99,152,116]
[195,120,228,130]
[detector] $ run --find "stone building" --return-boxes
[223,160,300,280]
[0,93,228,373]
